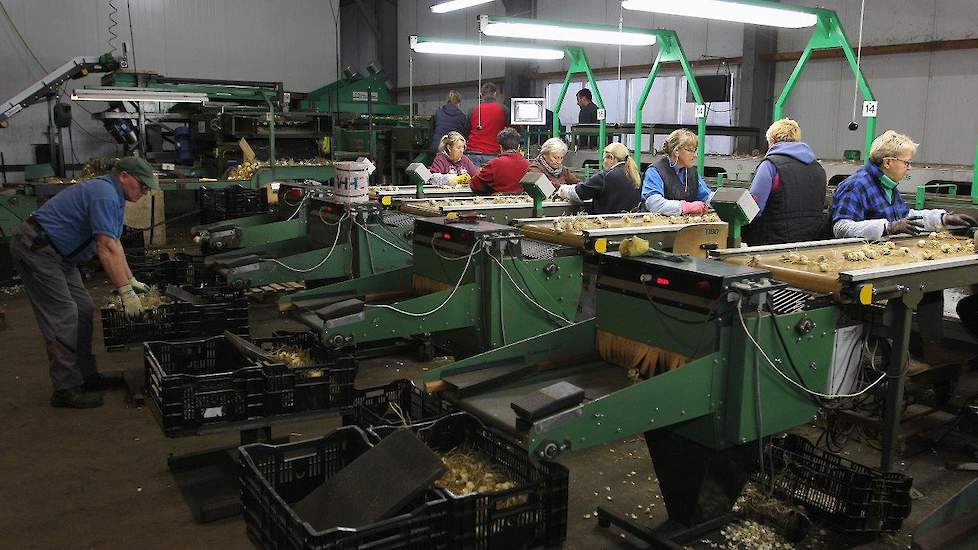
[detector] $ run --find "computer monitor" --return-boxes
[510,98,546,125]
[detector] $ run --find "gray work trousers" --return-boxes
[9,222,97,391]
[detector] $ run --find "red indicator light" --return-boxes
[442,232,452,240]
[655,277,670,286]
[322,205,334,214]
[288,188,302,198]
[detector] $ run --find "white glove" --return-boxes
[557,184,573,200]
[118,284,145,318]
[128,277,151,294]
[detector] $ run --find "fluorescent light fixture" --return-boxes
[410,36,564,60]
[480,15,657,46]
[430,0,493,14]
[71,87,210,103]
[622,0,818,29]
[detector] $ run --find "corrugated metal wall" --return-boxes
[0,0,339,174]
[396,0,978,165]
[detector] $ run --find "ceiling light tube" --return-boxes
[622,0,818,29]
[410,36,564,60]
[479,15,657,46]
[71,87,210,103]
[430,0,494,14]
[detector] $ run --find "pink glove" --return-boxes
[681,200,708,215]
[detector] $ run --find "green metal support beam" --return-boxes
[633,30,707,175]
[552,47,606,167]
[774,8,877,159]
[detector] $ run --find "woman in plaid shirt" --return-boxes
[830,130,977,366]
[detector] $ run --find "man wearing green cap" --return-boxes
[9,156,160,408]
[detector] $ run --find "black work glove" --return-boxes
[943,213,978,229]
[886,216,924,236]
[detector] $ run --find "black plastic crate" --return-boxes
[120,224,145,248]
[145,336,265,435]
[239,425,452,550]
[756,434,912,533]
[101,284,249,350]
[252,331,358,415]
[341,379,454,430]
[126,251,200,286]
[359,413,569,550]
[199,184,269,224]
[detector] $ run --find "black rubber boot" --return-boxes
[83,372,125,391]
[51,386,104,409]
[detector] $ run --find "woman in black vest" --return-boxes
[557,142,641,214]
[640,129,712,215]
[742,118,827,246]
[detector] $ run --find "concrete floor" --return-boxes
[1,276,977,549]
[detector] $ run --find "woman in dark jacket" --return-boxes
[557,142,641,214]
[430,90,470,151]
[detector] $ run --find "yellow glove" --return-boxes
[619,236,650,257]
[453,173,471,185]
[118,284,145,318]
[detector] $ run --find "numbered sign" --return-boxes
[695,104,706,118]
[596,108,606,121]
[862,101,878,118]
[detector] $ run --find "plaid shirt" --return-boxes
[830,161,909,223]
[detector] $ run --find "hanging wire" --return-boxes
[850,0,868,122]
[477,30,483,129]
[409,50,414,127]
[126,0,137,71]
[107,0,120,55]
[0,0,48,72]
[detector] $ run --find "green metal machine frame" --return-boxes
[286,218,583,360]
[632,30,707,176]
[773,4,877,158]
[207,200,414,288]
[551,47,606,167]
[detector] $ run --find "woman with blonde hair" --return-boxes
[527,138,580,186]
[742,118,827,245]
[557,142,641,214]
[429,131,477,178]
[641,128,712,215]
[430,89,469,151]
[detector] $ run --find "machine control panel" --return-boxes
[598,252,771,301]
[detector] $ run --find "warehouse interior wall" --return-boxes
[0,0,340,178]
[394,0,978,165]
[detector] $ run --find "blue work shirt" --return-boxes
[33,174,126,262]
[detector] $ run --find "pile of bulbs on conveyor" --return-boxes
[770,231,976,272]
[420,193,540,208]
[915,230,977,259]
[551,212,721,234]
[226,158,332,181]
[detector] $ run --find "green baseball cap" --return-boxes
[115,157,160,189]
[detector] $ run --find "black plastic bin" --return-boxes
[101,284,249,350]
[341,379,453,430]
[239,425,452,550]
[145,336,265,435]
[756,434,913,532]
[252,331,358,415]
[126,251,200,286]
[358,413,570,550]
[199,184,268,224]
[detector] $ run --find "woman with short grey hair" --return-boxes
[527,137,579,187]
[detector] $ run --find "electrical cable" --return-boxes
[125,208,201,230]
[126,0,137,71]
[283,195,308,221]
[260,212,348,273]
[107,0,120,55]
[430,234,471,262]
[849,0,867,123]
[489,254,572,326]
[355,218,413,255]
[736,296,887,399]
[0,0,47,72]
[365,239,483,317]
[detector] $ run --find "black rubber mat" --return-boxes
[292,428,446,530]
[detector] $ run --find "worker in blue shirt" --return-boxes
[9,157,160,408]
[641,128,712,215]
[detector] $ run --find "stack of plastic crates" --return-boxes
[756,434,913,532]
[126,251,201,286]
[199,184,268,224]
[101,284,249,350]
[239,425,452,550]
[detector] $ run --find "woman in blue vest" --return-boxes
[641,128,711,215]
